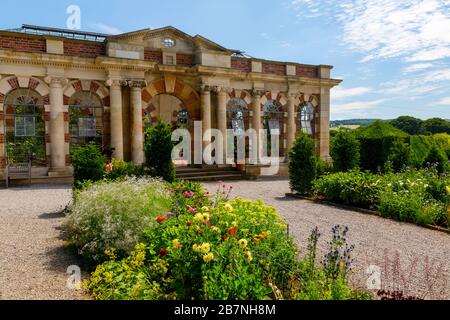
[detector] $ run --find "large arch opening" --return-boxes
[4,88,46,165]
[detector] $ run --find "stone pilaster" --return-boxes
[107,79,125,160]
[47,77,67,173]
[201,85,212,161]
[128,80,147,165]
[251,90,263,163]
[286,93,297,152]
[318,87,331,161]
[216,87,228,164]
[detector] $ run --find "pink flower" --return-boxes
[183,191,195,198]
[166,212,176,218]
[188,207,197,214]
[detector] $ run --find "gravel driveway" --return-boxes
[204,178,450,300]
[0,185,84,300]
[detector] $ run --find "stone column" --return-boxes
[318,87,331,162]
[108,80,124,160]
[251,90,262,163]
[201,85,212,163]
[217,87,228,164]
[48,77,67,172]
[286,93,297,151]
[129,80,146,165]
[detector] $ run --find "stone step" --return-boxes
[176,170,243,178]
[179,174,246,182]
[0,175,73,187]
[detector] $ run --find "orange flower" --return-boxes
[227,227,238,236]
[156,217,167,223]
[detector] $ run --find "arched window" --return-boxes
[299,102,315,136]
[68,91,103,149]
[4,88,45,164]
[227,98,248,136]
[263,100,284,156]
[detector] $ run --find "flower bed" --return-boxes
[313,167,449,228]
[79,181,370,300]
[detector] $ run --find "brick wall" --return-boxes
[63,41,105,58]
[144,50,163,64]
[296,66,318,78]
[176,53,195,66]
[231,58,251,72]
[262,62,286,76]
[0,35,46,53]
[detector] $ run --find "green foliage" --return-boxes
[355,121,409,172]
[169,180,211,215]
[423,145,448,174]
[433,133,450,158]
[144,120,176,183]
[313,170,382,209]
[387,140,410,172]
[85,185,369,300]
[314,168,449,228]
[65,177,172,265]
[330,130,360,172]
[289,133,318,195]
[409,135,436,167]
[105,159,146,181]
[423,118,450,134]
[390,116,424,135]
[71,143,105,184]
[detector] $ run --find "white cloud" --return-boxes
[403,63,434,73]
[90,22,123,35]
[436,97,450,105]
[332,86,372,99]
[332,99,386,112]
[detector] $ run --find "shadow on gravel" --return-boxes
[38,211,65,219]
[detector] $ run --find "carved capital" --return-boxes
[106,79,127,87]
[251,89,265,98]
[200,84,212,93]
[45,76,68,87]
[127,79,147,88]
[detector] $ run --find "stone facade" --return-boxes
[0,25,341,177]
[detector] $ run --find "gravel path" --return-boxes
[204,178,450,300]
[0,185,84,300]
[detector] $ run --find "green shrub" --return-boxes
[330,130,360,172]
[355,121,409,172]
[313,170,382,209]
[144,120,176,183]
[387,140,410,172]
[65,177,172,264]
[433,133,450,158]
[71,143,105,184]
[289,133,318,195]
[409,135,436,167]
[105,159,146,181]
[423,145,448,174]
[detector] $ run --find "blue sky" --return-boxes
[1,0,449,120]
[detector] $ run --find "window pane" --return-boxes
[78,117,97,137]
[15,116,35,137]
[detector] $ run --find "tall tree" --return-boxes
[390,116,424,135]
[423,118,450,134]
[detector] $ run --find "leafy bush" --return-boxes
[289,133,318,195]
[423,145,448,174]
[71,143,105,184]
[355,121,409,172]
[314,168,449,228]
[330,130,360,172]
[313,170,382,209]
[105,159,146,181]
[433,133,450,158]
[65,177,172,264]
[387,140,410,172]
[144,120,175,183]
[85,183,369,300]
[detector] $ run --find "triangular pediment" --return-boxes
[109,26,231,54]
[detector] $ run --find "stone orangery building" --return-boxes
[0,25,341,179]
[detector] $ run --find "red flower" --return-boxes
[159,249,167,256]
[222,235,228,240]
[186,221,193,226]
[156,217,167,223]
[227,227,238,236]
[196,229,203,234]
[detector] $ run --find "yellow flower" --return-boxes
[194,213,204,221]
[210,226,220,232]
[104,248,117,260]
[246,251,253,262]
[202,213,211,221]
[232,221,238,227]
[192,244,200,253]
[238,239,248,249]
[446,185,450,195]
[224,203,233,213]
[172,239,181,249]
[201,206,210,212]
[203,253,214,263]
[200,243,211,254]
